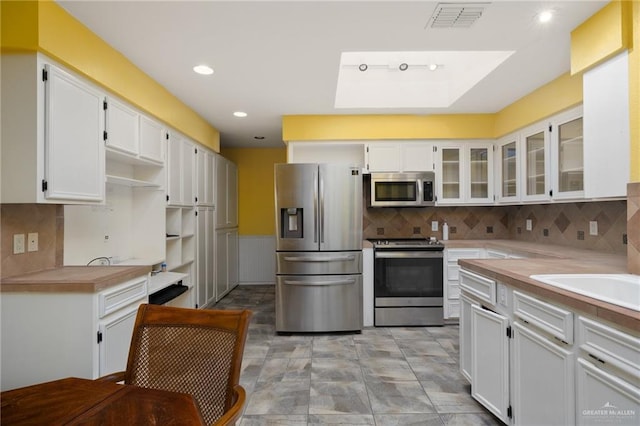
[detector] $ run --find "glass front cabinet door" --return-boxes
[467,144,493,204]
[496,137,519,202]
[552,107,584,200]
[438,145,463,204]
[522,124,551,202]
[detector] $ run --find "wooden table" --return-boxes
[0,377,206,425]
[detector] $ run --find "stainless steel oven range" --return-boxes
[373,238,445,326]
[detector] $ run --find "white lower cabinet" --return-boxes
[471,304,510,423]
[461,267,639,426]
[512,322,574,426]
[215,228,239,301]
[97,305,140,377]
[459,294,475,382]
[0,275,148,391]
[576,359,640,426]
[576,316,640,426]
[196,207,215,308]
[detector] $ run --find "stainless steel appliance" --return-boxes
[275,163,363,333]
[373,238,444,326]
[368,172,435,207]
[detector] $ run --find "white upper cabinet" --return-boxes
[44,64,105,202]
[105,96,165,166]
[583,51,630,199]
[496,136,520,203]
[551,107,584,200]
[138,115,165,164]
[105,97,138,156]
[196,147,215,206]
[215,155,238,228]
[366,144,401,172]
[436,142,493,205]
[496,105,584,204]
[366,142,434,173]
[521,122,551,203]
[167,132,196,206]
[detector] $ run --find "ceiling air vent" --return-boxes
[427,3,488,29]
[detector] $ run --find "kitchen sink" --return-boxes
[529,274,640,312]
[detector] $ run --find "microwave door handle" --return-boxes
[417,180,423,204]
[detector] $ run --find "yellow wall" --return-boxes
[630,1,639,182]
[283,71,583,143]
[571,0,632,75]
[282,114,495,141]
[493,72,583,138]
[221,148,287,235]
[1,0,220,151]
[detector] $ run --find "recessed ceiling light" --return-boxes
[538,10,553,23]
[233,111,247,118]
[193,65,214,75]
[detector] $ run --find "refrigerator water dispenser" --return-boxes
[281,207,303,238]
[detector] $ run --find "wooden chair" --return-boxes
[98,304,252,426]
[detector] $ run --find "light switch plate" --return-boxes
[27,232,38,252]
[13,234,25,254]
[431,221,438,231]
[589,221,598,236]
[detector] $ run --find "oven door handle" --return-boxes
[375,251,443,259]
[283,255,356,262]
[283,279,356,286]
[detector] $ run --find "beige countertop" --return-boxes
[0,266,151,293]
[450,240,637,331]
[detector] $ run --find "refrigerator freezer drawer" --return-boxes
[276,274,363,332]
[276,251,362,275]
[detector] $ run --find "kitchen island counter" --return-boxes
[0,266,151,293]
[455,241,636,331]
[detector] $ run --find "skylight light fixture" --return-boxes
[358,64,368,72]
[538,10,553,23]
[193,64,214,75]
[233,111,247,118]
[399,63,408,71]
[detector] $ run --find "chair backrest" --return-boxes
[123,304,252,425]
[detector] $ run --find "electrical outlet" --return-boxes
[431,221,438,232]
[589,221,598,236]
[27,232,38,252]
[526,219,532,231]
[13,234,25,254]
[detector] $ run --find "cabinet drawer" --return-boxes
[578,316,640,380]
[513,291,574,343]
[98,275,148,318]
[447,249,482,261]
[459,269,496,305]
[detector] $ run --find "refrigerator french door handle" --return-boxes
[319,173,325,243]
[283,255,356,262]
[283,279,356,286]
[313,172,318,243]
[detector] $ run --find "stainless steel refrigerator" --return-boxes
[274,163,363,333]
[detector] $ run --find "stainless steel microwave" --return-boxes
[368,172,435,207]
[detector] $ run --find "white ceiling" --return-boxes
[57,0,608,149]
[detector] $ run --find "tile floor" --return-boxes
[213,285,501,426]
